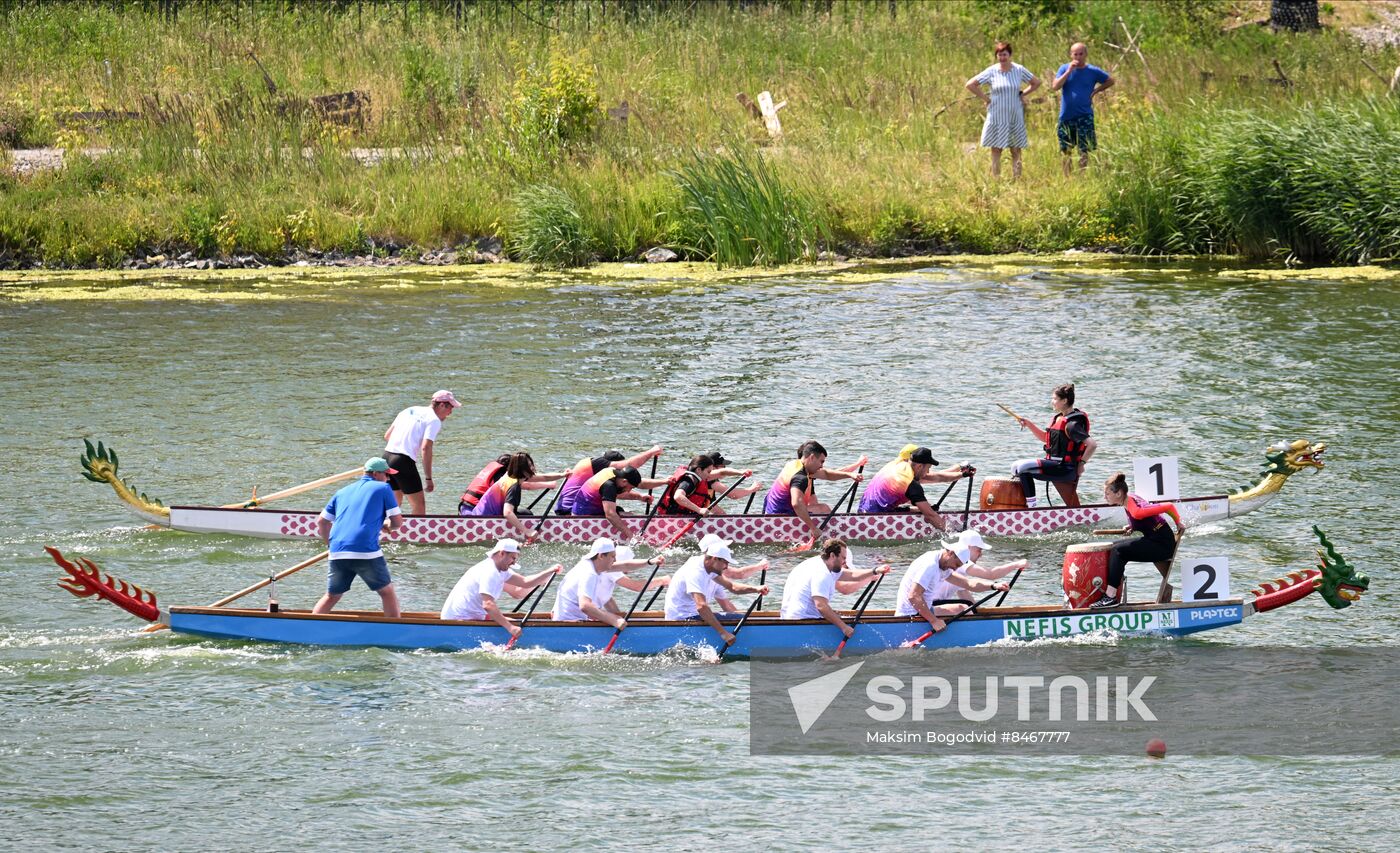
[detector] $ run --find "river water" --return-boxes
[2,259,1397,850]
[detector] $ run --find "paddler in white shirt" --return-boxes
[943,529,1028,602]
[697,533,770,581]
[779,538,891,641]
[439,539,561,640]
[553,538,665,628]
[664,538,769,648]
[894,541,1009,636]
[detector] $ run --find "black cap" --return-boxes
[618,465,642,486]
[708,451,728,467]
[910,447,938,465]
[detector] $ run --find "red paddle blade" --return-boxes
[602,633,619,655]
[900,630,934,649]
[505,636,519,650]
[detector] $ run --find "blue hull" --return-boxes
[167,601,1247,659]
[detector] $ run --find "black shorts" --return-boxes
[383,452,423,496]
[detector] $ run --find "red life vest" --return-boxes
[658,468,712,515]
[459,460,506,510]
[1043,408,1091,466]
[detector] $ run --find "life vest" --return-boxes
[466,474,520,517]
[1043,408,1090,467]
[556,456,596,513]
[763,459,813,515]
[858,458,915,513]
[658,468,712,515]
[458,460,506,510]
[571,468,620,516]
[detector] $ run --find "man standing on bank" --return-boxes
[1050,42,1114,175]
[313,457,404,618]
[383,390,461,516]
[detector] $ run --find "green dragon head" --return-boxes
[81,439,168,519]
[1263,439,1326,477]
[1312,525,1368,610]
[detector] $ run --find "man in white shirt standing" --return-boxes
[895,541,1008,636]
[440,539,561,639]
[553,538,665,628]
[383,390,461,516]
[664,538,768,648]
[779,538,890,641]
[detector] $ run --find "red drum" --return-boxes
[980,477,1026,511]
[1062,541,1122,609]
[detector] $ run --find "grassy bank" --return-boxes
[1,0,1398,268]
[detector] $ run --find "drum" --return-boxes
[980,477,1026,511]
[1062,541,1124,609]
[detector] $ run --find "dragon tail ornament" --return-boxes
[80,439,170,522]
[1250,526,1369,613]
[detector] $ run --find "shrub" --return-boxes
[508,45,601,149]
[510,183,594,268]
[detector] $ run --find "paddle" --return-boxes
[903,572,1021,649]
[227,468,362,509]
[832,567,886,659]
[525,478,561,513]
[961,473,975,532]
[716,563,768,662]
[638,474,682,540]
[654,474,750,551]
[602,558,664,654]
[784,456,866,555]
[743,491,757,514]
[996,402,1025,429]
[141,550,330,633]
[504,569,559,650]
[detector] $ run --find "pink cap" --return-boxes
[432,390,462,408]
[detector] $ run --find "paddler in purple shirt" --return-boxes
[857,444,972,531]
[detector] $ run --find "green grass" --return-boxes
[1,0,1397,267]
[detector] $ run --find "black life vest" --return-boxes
[1043,408,1090,466]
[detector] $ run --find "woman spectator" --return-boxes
[965,41,1041,179]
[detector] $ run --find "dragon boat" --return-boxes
[44,528,1365,659]
[80,439,1327,546]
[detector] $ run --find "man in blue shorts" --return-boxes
[313,457,405,618]
[1051,42,1114,175]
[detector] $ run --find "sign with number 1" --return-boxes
[1133,456,1180,501]
[1182,556,1230,602]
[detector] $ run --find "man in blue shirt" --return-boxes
[1051,42,1115,175]
[312,457,405,617]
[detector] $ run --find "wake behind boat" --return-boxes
[44,527,1366,659]
[81,438,1326,546]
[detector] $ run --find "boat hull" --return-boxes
[167,495,1232,546]
[167,600,1246,658]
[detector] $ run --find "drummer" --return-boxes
[894,541,1009,635]
[857,445,972,530]
[763,441,865,541]
[1092,472,1186,609]
[1010,383,1097,507]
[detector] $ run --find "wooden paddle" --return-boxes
[602,558,664,654]
[141,550,330,633]
[505,569,559,650]
[716,563,768,662]
[832,567,886,659]
[226,469,362,509]
[653,474,750,551]
[784,456,866,555]
[996,402,1026,429]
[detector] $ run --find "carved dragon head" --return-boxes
[1263,439,1325,477]
[1312,526,1368,610]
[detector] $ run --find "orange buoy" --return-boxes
[1146,738,1167,758]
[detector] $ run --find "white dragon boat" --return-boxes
[80,439,1325,546]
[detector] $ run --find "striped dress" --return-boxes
[974,62,1033,149]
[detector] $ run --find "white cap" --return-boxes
[614,545,636,563]
[939,541,973,567]
[702,539,734,564]
[487,538,520,555]
[958,529,991,551]
[698,533,729,551]
[586,537,617,560]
